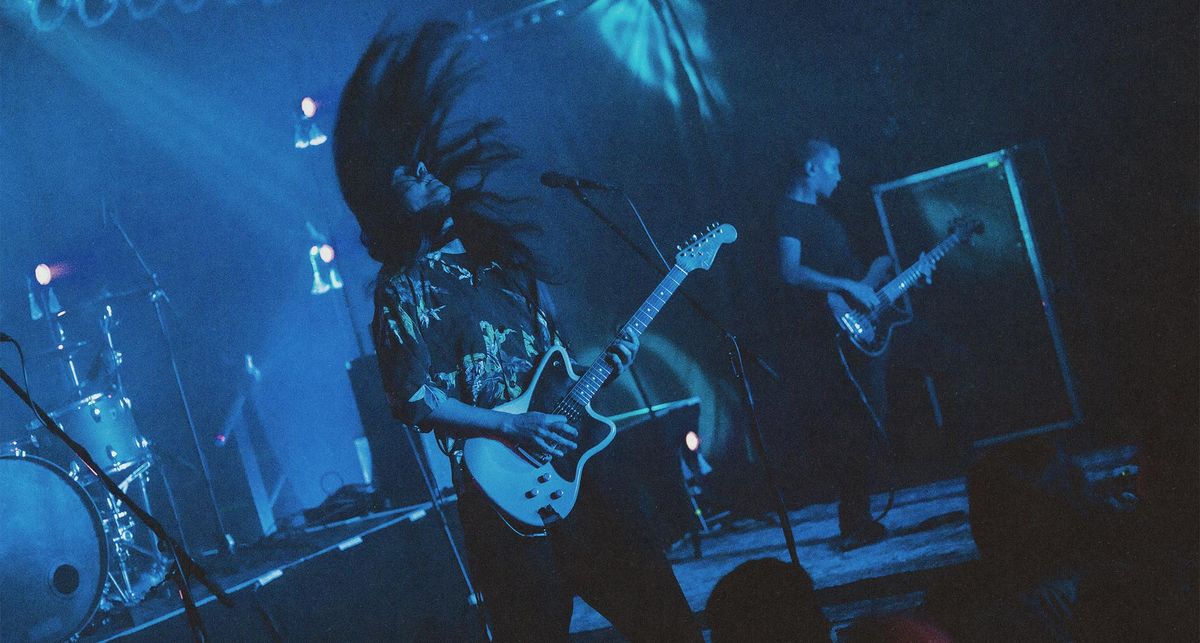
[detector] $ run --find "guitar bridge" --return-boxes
[840,312,866,336]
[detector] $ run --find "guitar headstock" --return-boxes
[949,216,984,243]
[675,223,738,272]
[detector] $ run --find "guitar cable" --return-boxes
[835,333,897,524]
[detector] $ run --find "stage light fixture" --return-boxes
[300,97,318,118]
[29,0,72,32]
[306,122,327,146]
[308,245,343,295]
[34,263,53,286]
[293,121,310,149]
[76,0,120,27]
[681,430,712,478]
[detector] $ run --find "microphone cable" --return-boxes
[621,192,671,270]
[0,333,38,426]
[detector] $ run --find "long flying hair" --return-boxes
[334,20,545,278]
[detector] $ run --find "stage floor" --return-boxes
[84,447,1132,641]
[571,476,974,638]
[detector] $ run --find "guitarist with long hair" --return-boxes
[776,137,893,551]
[334,20,701,642]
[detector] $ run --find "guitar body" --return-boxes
[461,345,616,532]
[825,218,983,357]
[460,222,738,533]
[827,292,910,357]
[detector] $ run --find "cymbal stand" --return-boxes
[108,206,231,551]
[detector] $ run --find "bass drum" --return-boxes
[0,455,107,643]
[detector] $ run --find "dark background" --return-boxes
[1,0,1195,550]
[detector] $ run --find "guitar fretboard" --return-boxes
[878,232,965,306]
[564,265,689,407]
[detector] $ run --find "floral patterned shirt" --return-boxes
[372,241,564,436]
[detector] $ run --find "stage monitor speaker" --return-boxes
[593,398,701,549]
[347,354,454,508]
[871,145,1084,447]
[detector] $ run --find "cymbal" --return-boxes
[78,286,152,311]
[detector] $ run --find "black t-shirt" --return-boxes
[776,199,864,280]
[776,199,865,334]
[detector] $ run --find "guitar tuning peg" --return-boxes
[676,244,682,251]
[690,234,698,241]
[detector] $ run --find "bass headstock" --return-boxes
[949,217,984,244]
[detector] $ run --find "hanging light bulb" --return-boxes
[300,97,318,119]
[35,263,53,286]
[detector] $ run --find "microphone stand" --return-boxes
[565,187,799,568]
[110,212,232,550]
[0,362,231,642]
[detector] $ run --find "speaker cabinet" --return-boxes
[871,146,1084,447]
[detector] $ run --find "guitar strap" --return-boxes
[529,274,564,354]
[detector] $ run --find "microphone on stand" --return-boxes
[539,171,614,191]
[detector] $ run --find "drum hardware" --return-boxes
[3,297,195,634]
[108,207,233,546]
[91,457,170,608]
[28,392,149,476]
[0,357,231,643]
[3,207,235,639]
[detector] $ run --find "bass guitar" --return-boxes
[462,223,737,532]
[829,217,982,356]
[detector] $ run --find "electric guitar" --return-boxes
[462,223,737,532]
[829,217,983,356]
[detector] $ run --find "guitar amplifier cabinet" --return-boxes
[871,145,1084,447]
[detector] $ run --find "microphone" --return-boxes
[540,171,614,191]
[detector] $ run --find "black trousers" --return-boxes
[827,336,888,531]
[779,333,887,533]
[456,465,702,643]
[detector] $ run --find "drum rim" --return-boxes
[46,390,125,418]
[0,453,109,640]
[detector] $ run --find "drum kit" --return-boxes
[1,291,173,643]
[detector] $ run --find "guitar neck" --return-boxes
[566,265,690,407]
[878,232,965,305]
